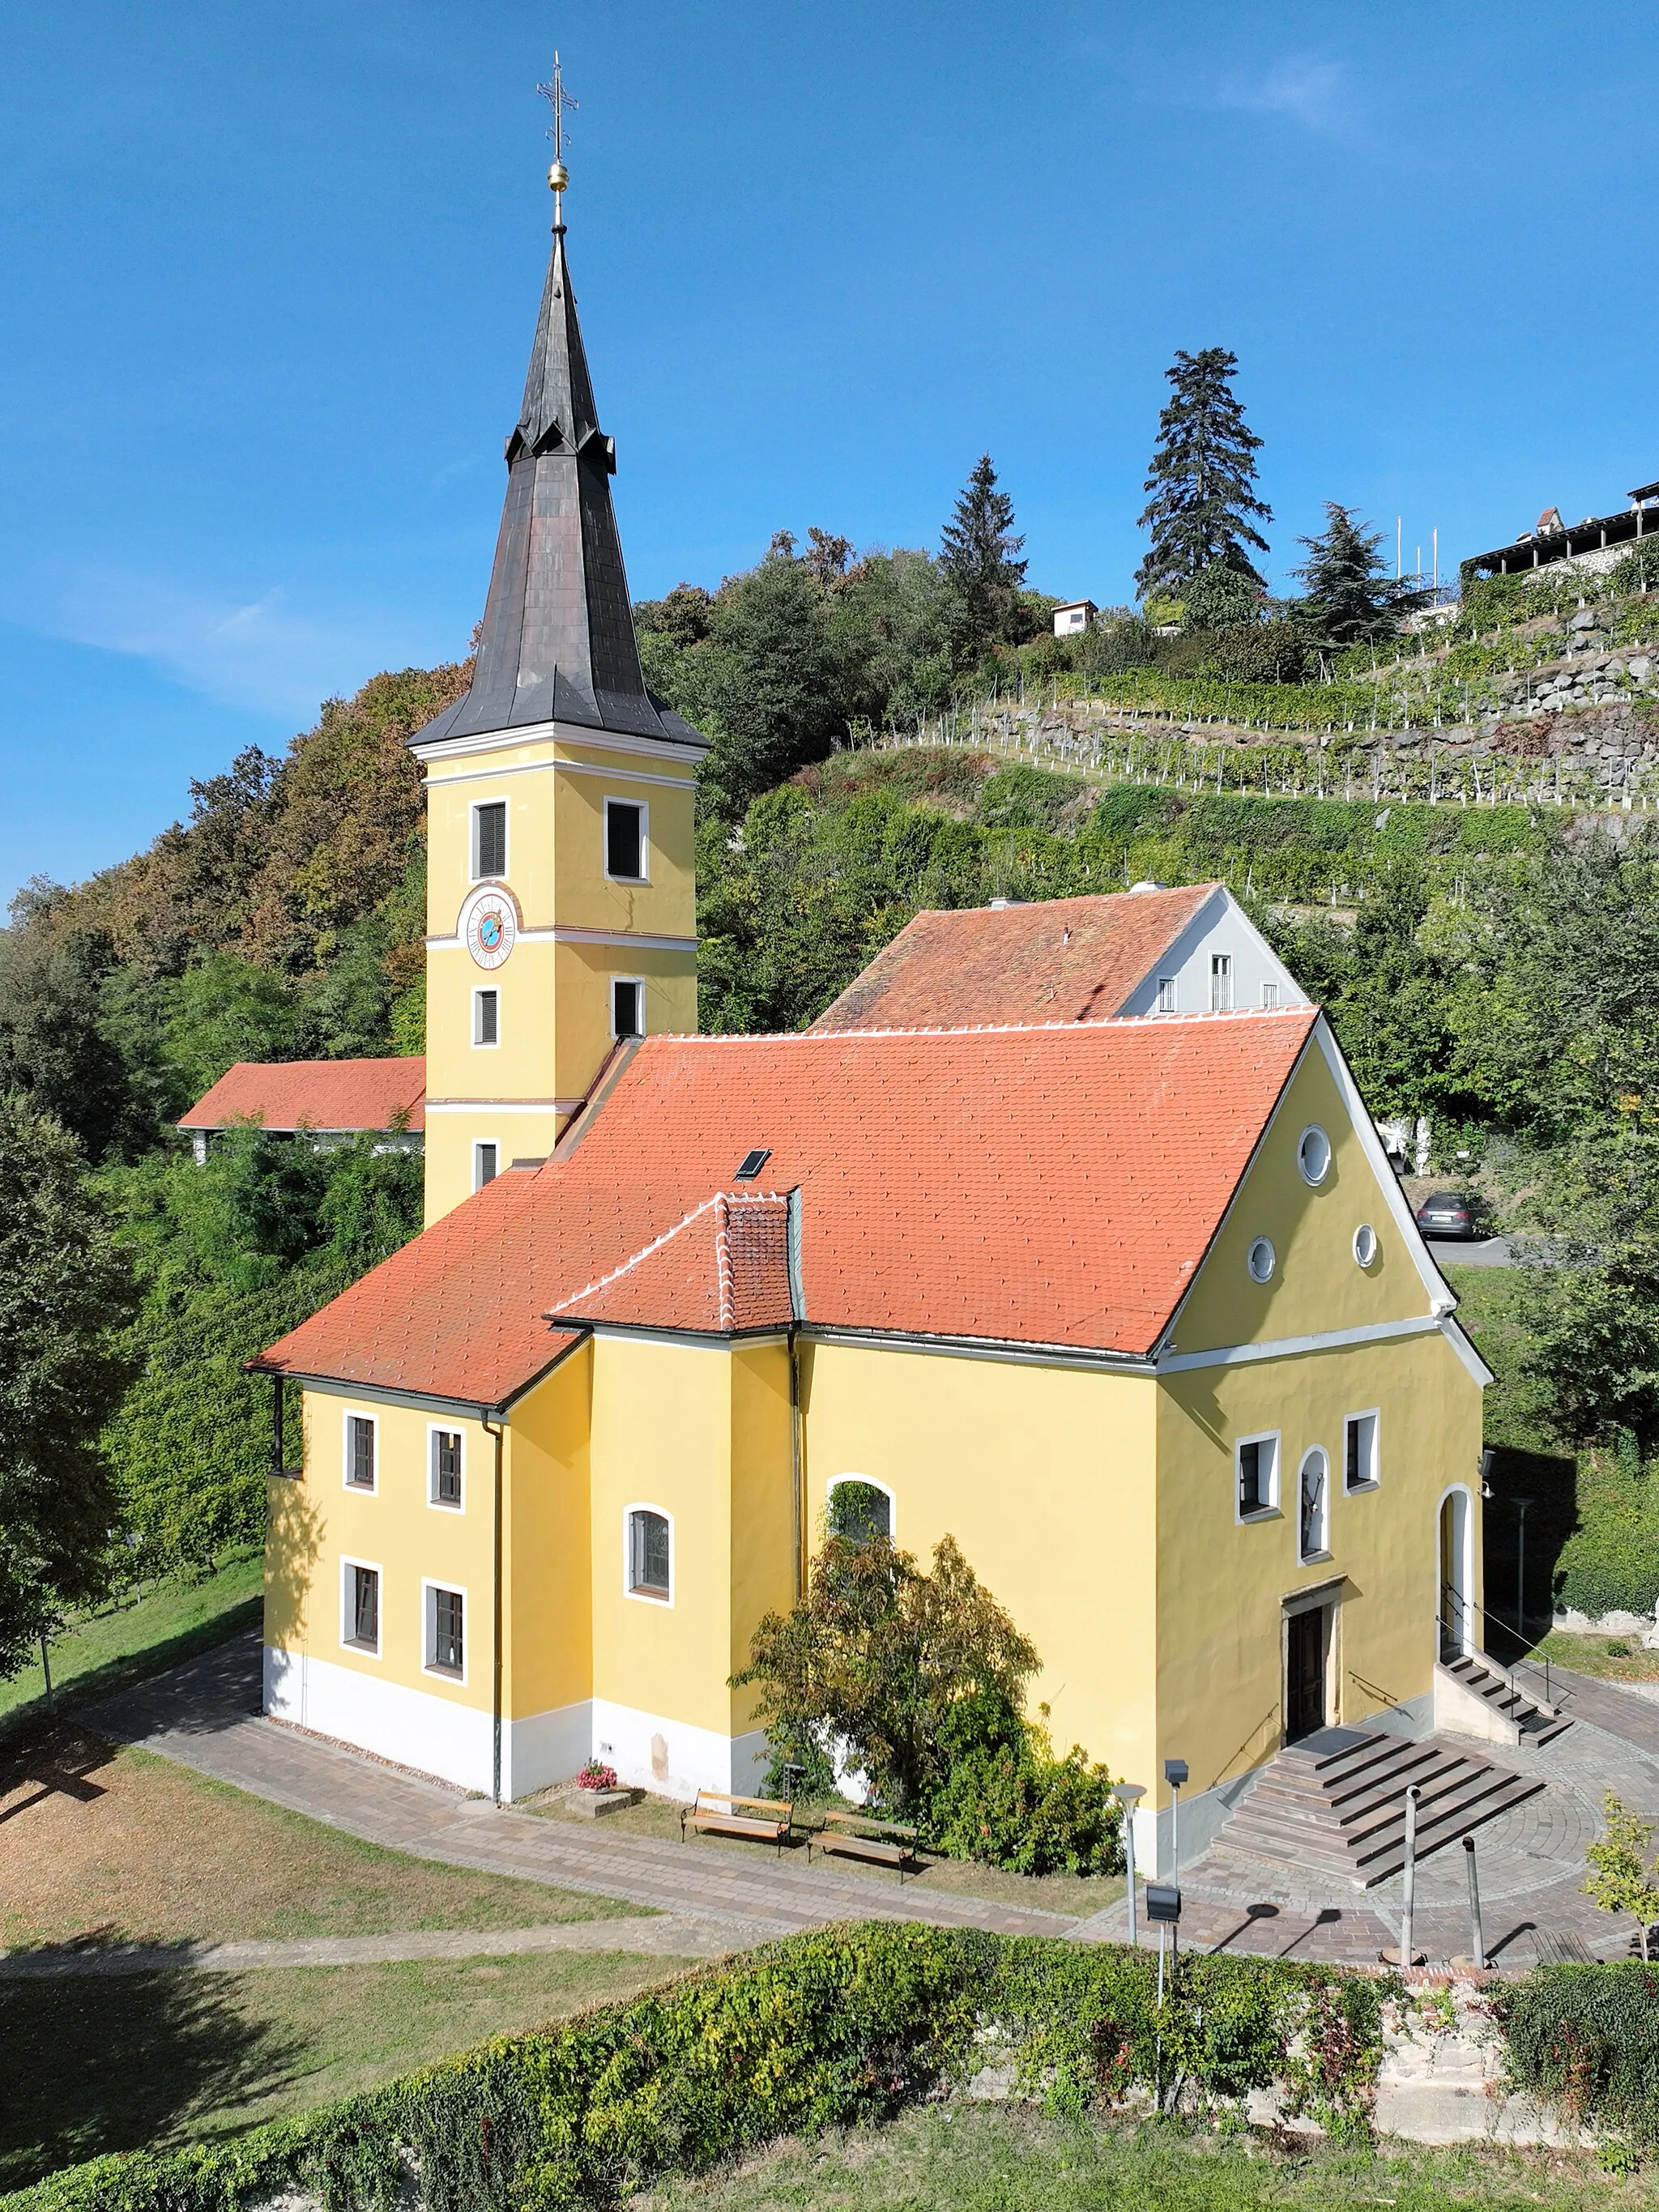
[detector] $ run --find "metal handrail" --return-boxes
[1438,1583,1554,1715]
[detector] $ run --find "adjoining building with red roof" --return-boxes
[247,158,1495,1882]
[179,1058,425,1162]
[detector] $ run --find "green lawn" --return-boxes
[0,1550,263,1741]
[642,2103,1657,2212]
[0,1950,698,2194]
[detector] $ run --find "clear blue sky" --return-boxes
[4,2,1656,909]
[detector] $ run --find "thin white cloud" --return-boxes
[23,566,433,722]
[1217,56,1354,141]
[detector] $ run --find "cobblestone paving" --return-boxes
[78,1639,1659,1971]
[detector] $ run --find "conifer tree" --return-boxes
[1136,347,1271,600]
[1291,502,1433,646]
[939,454,1027,665]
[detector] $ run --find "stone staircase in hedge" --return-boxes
[1214,1725,1545,1888]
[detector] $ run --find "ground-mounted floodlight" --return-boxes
[1111,1782,1146,1947]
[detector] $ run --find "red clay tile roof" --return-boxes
[550,1193,795,1333]
[181,1058,426,1134]
[809,887,1217,1033]
[253,1012,1316,1405]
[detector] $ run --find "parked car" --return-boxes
[1415,1191,1479,1239]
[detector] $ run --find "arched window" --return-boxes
[827,1477,893,1545]
[626,1507,672,1601]
[1299,1448,1329,1562]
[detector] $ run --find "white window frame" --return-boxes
[427,1422,465,1512]
[1298,1124,1332,1186]
[1247,1236,1276,1284]
[472,986,501,1049]
[422,1578,468,1683]
[603,796,650,884]
[610,975,646,1040]
[473,1140,499,1192]
[1353,1222,1379,1268]
[826,1473,896,1542]
[1299,1446,1331,1562]
[340,1555,383,1657]
[1155,975,1177,1014]
[471,797,509,883]
[623,1502,674,1606]
[1209,953,1233,1012]
[1235,1430,1281,1524]
[1261,981,1280,1010]
[342,1409,378,1494]
[1344,1409,1380,1494]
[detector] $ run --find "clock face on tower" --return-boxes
[458,884,519,971]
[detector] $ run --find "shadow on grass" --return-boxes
[0,1958,301,2193]
[0,1597,263,1756]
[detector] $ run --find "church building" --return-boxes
[249,150,1491,1873]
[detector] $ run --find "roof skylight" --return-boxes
[734,1148,771,1181]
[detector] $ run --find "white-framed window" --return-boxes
[473,1140,499,1191]
[1262,981,1280,1010]
[625,1505,672,1603]
[826,1475,894,1545]
[611,976,645,1039]
[429,1425,464,1510]
[1209,953,1233,1012]
[423,1580,466,1679]
[1156,975,1177,1014]
[340,1557,382,1655]
[473,987,500,1047]
[1298,1125,1332,1186]
[1345,1410,1380,1493]
[1236,1432,1280,1520]
[343,1411,377,1492]
[604,797,648,883]
[1353,1222,1379,1268]
[1299,1447,1330,1561]
[471,799,508,881]
[1247,1236,1276,1284]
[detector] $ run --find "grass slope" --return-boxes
[0,1551,263,1741]
[0,1726,640,1950]
[0,1952,695,2195]
[643,2103,1653,2212]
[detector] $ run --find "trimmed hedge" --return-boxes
[2,1928,1388,2212]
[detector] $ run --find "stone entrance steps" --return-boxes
[1216,1725,1545,1887]
[1439,1652,1573,1745]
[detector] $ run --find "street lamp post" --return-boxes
[1111,1783,1146,1947]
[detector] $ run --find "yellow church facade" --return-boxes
[252,164,1490,1875]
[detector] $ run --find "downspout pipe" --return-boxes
[785,1191,807,1602]
[483,1410,505,1805]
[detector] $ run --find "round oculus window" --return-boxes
[1353,1222,1379,1268]
[1247,1237,1276,1284]
[458,884,518,972]
[1298,1124,1333,1186]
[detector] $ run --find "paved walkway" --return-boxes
[0,1917,729,1980]
[79,1637,1659,1972]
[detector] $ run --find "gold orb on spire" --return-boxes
[548,160,569,194]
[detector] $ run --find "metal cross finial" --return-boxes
[536,53,577,223]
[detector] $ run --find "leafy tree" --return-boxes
[733,1532,1039,1816]
[674,551,852,819]
[1182,560,1264,633]
[0,1095,138,1676]
[0,906,153,1161]
[1584,1792,1659,1958]
[1291,503,1431,646]
[938,454,1029,668]
[1504,1128,1659,1455]
[1136,347,1271,599]
[164,953,301,1101]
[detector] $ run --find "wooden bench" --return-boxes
[680,1789,795,1855]
[810,1807,920,1882]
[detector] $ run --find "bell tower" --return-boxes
[411,70,706,1223]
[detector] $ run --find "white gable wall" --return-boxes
[1115,887,1307,1018]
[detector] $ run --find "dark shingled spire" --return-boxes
[412,217,703,751]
